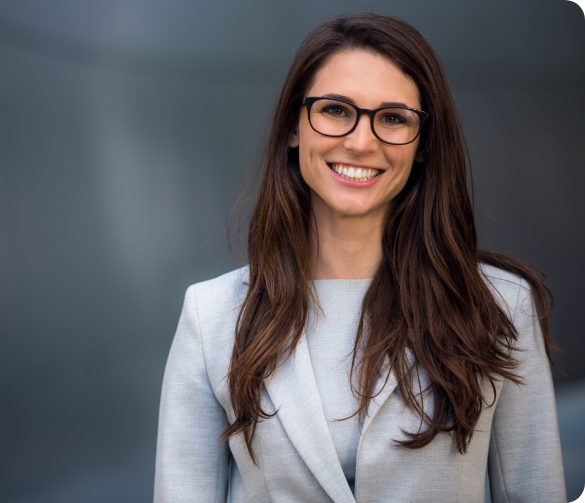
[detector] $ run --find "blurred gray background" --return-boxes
[0,0,583,502]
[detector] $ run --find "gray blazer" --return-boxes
[154,265,566,503]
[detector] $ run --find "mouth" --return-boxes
[328,163,383,182]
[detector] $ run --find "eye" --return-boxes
[379,113,405,125]
[310,99,355,127]
[322,105,349,117]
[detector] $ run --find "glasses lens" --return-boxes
[309,99,357,136]
[374,108,421,144]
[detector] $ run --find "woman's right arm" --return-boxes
[154,285,231,503]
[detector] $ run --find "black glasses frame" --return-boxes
[301,97,430,146]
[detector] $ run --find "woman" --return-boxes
[154,13,566,503]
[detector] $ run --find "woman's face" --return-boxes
[290,50,423,220]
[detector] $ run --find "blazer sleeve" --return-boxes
[154,285,231,503]
[488,279,566,503]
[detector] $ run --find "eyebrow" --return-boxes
[320,93,411,109]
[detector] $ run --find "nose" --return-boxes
[341,112,378,154]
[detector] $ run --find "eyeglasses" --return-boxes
[301,97,429,146]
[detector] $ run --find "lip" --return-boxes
[327,162,385,188]
[328,161,386,171]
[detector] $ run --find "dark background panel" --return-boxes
[0,1,583,501]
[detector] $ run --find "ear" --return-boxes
[289,128,299,148]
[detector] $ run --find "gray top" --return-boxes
[306,279,372,495]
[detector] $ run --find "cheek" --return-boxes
[384,146,417,173]
[296,147,317,189]
[381,150,417,197]
[298,137,334,176]
[396,158,415,187]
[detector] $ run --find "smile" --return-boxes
[328,163,382,182]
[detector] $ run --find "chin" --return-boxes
[334,204,381,218]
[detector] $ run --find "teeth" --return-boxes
[330,164,381,182]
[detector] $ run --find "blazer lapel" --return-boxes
[359,349,416,442]
[265,333,356,503]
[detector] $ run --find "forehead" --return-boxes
[307,50,421,110]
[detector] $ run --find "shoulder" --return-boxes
[183,265,248,348]
[187,265,249,300]
[184,266,249,330]
[479,263,526,320]
[180,266,249,400]
[478,264,552,394]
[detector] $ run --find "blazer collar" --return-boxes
[264,332,356,503]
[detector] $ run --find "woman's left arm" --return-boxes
[487,279,566,503]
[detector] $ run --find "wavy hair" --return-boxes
[220,12,560,461]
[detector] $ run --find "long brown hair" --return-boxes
[221,13,560,461]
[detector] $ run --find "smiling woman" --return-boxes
[289,50,425,279]
[153,13,566,503]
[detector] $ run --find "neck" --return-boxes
[308,196,386,280]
